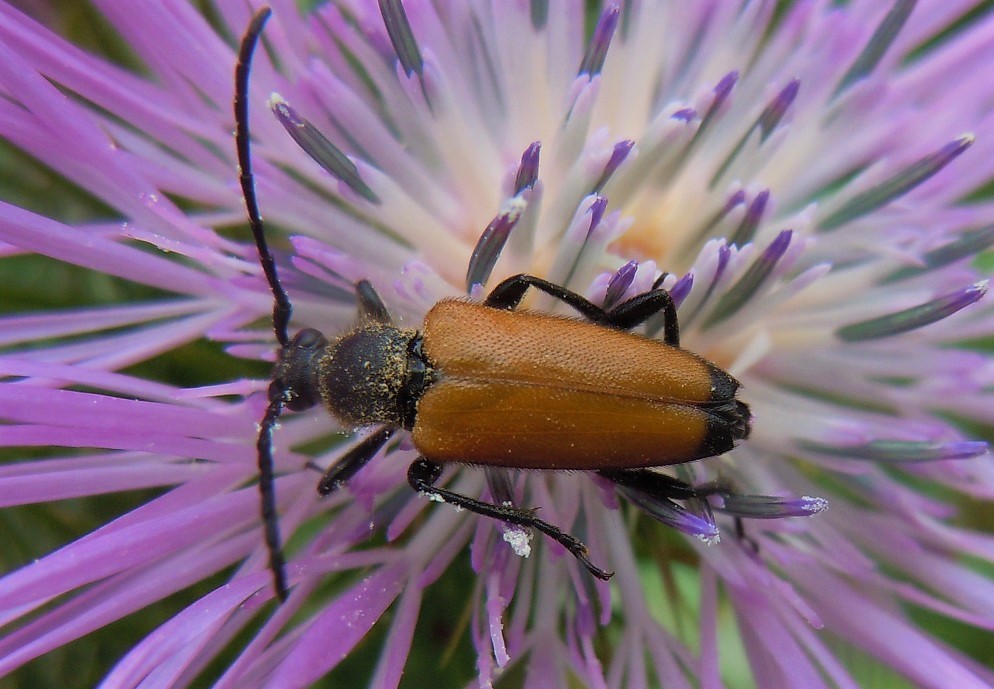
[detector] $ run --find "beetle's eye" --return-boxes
[266,379,287,403]
[293,328,325,348]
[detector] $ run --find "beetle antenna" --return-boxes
[258,394,290,600]
[235,6,291,347]
[235,6,291,602]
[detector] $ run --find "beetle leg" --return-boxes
[485,274,605,321]
[483,466,516,505]
[609,472,762,552]
[597,468,697,499]
[486,274,680,344]
[734,516,760,553]
[355,280,392,324]
[603,290,680,345]
[408,458,614,580]
[317,425,396,495]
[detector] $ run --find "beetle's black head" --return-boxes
[269,327,328,411]
[318,324,422,428]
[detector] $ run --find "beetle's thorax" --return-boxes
[318,324,431,428]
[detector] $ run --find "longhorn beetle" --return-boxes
[235,7,750,601]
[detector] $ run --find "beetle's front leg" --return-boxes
[355,280,392,323]
[317,425,396,495]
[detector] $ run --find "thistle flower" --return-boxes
[2,1,994,688]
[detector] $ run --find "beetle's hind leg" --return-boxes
[734,516,759,553]
[602,470,761,552]
[603,290,680,346]
[408,458,614,580]
[485,274,680,345]
[485,274,604,319]
[598,468,698,499]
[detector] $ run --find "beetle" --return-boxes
[235,9,750,601]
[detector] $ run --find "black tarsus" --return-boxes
[235,6,293,602]
[407,458,614,580]
[235,7,292,347]
[485,273,680,345]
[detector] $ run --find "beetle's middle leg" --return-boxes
[408,457,614,580]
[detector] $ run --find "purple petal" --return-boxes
[819,135,974,231]
[603,260,638,309]
[593,139,635,193]
[377,0,423,77]
[713,494,829,519]
[367,585,422,689]
[465,207,519,291]
[617,485,719,543]
[837,281,987,341]
[669,273,694,307]
[833,0,916,97]
[269,95,379,204]
[728,189,770,246]
[269,563,407,688]
[803,439,989,462]
[578,5,620,76]
[703,230,792,328]
[759,78,801,140]
[514,141,542,193]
